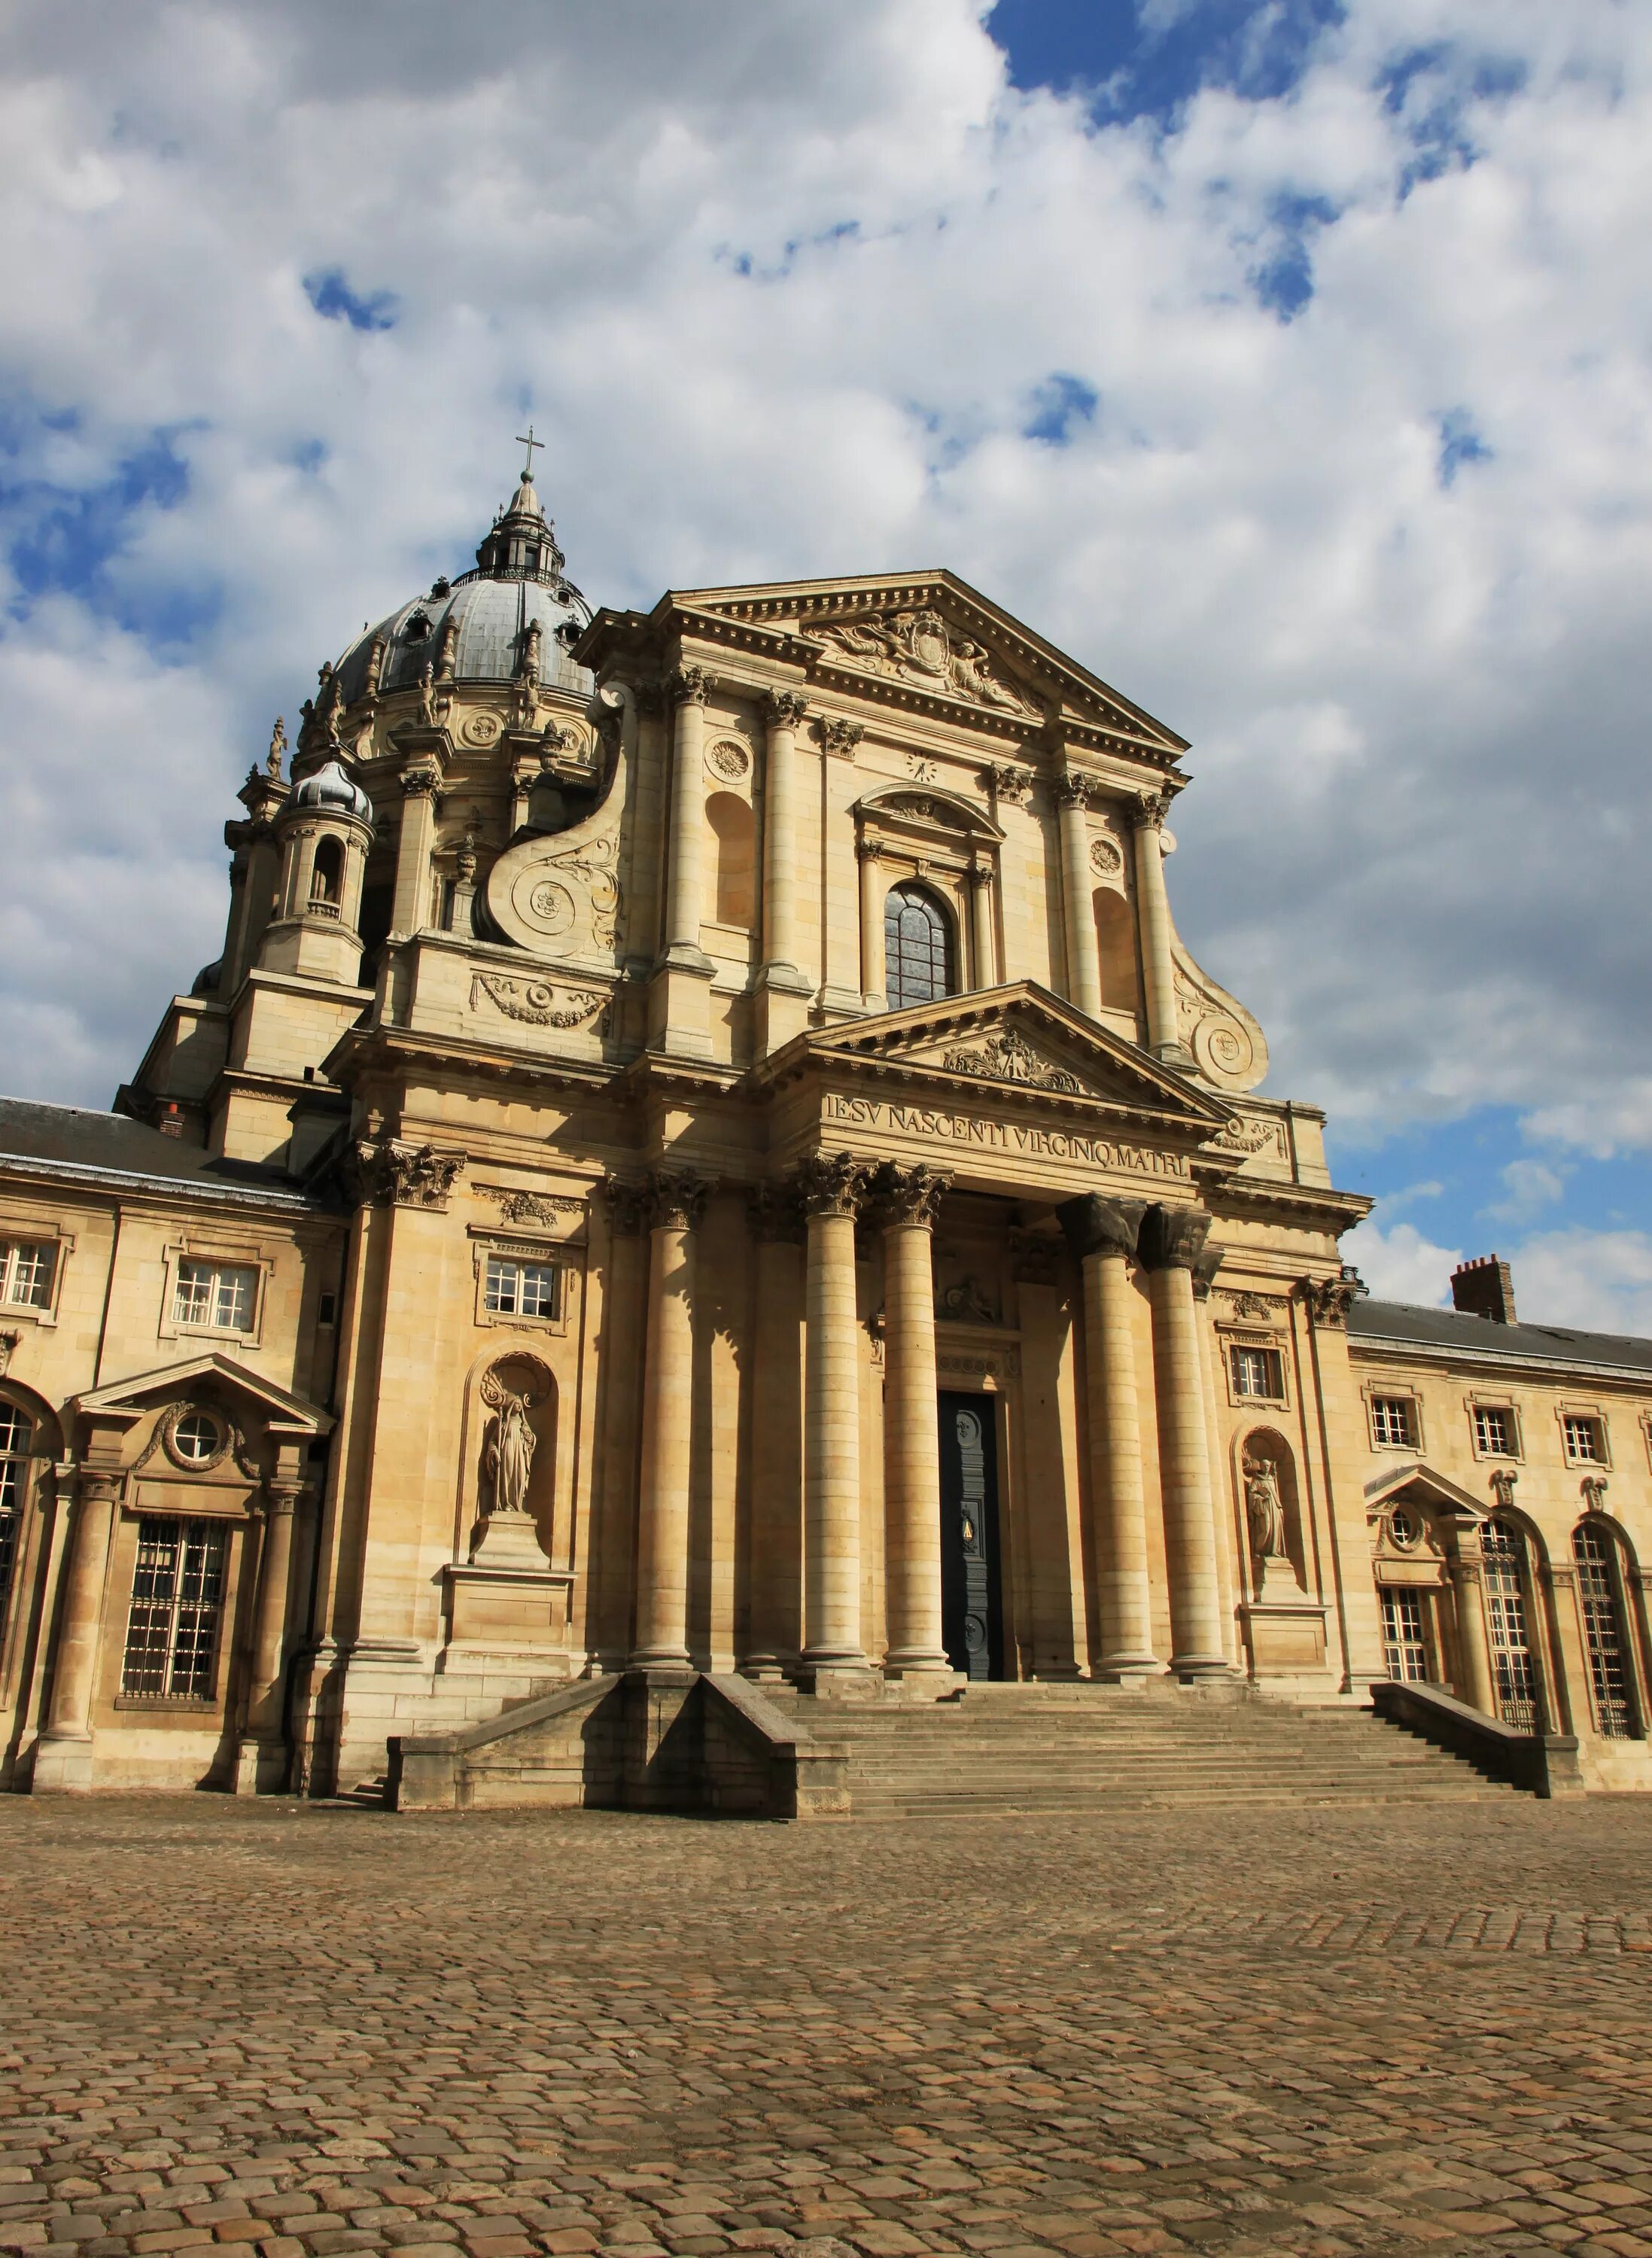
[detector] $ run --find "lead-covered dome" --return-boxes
[330,468,594,705]
[291,756,374,822]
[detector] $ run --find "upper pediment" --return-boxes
[768,982,1233,1131]
[77,1353,333,1435]
[667,571,1188,760]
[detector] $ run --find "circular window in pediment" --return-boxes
[1388,1505,1421,1550]
[164,1406,230,1472]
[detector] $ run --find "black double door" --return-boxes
[937,1390,1004,1680]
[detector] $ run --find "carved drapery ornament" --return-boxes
[1228,1289,1286,1321]
[940,1027,1084,1094]
[793,1152,870,1219]
[478,1184,587,1228]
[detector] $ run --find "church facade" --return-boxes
[3,461,1650,1803]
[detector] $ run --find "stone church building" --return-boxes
[2,457,1650,1809]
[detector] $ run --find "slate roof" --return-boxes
[0,1099,322,1212]
[1349,1295,1652,1380]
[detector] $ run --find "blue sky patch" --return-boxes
[990,0,1344,124]
[1437,406,1491,486]
[1249,190,1337,319]
[303,268,399,333]
[1023,373,1098,445]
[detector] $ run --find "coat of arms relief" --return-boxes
[805,607,1037,718]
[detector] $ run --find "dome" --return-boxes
[330,466,595,706]
[291,757,374,823]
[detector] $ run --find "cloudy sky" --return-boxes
[1,0,1647,1326]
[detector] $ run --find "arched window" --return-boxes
[1482,1517,1538,1730]
[1574,1521,1635,1738]
[0,1400,32,1611]
[310,836,343,908]
[884,883,953,1011]
[706,792,756,929]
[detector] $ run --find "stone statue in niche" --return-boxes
[482,1365,540,1516]
[1243,1456,1288,1561]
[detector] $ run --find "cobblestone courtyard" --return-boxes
[3,1795,1651,2258]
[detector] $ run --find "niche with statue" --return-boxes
[1235,1427,1331,1684]
[441,1352,573,1672]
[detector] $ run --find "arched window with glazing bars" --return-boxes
[1482,1517,1538,1730]
[884,883,953,1012]
[1573,1521,1636,1738]
[0,1400,32,1615]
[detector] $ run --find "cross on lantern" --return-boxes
[516,425,544,477]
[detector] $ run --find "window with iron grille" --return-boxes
[1482,1517,1538,1731]
[0,1240,56,1310]
[121,1517,227,1701]
[884,884,953,1011]
[1381,1590,1429,1683]
[171,1258,257,1333]
[1371,1395,1416,1448]
[1473,1404,1517,1457]
[1574,1523,1635,1739]
[1230,1345,1284,1400]
[1562,1413,1605,1465]
[0,1401,32,1614]
[483,1255,561,1319]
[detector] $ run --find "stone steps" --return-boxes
[763,1684,1506,1813]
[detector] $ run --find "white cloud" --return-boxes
[0,0,1647,1185]
[1505,1230,1652,1338]
[1484,1156,1570,1225]
[1343,1217,1462,1307]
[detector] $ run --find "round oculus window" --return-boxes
[1388,1506,1420,1549]
[172,1410,224,1466]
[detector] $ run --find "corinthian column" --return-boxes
[663,667,710,956]
[1132,792,1191,1064]
[1139,1204,1228,1675]
[631,1171,712,1666]
[878,1164,951,1677]
[1058,1194,1158,1676]
[967,863,997,991]
[1057,774,1103,1018]
[33,1469,121,1791]
[797,1153,871,1683]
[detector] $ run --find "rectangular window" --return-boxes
[1,1240,56,1310]
[171,1258,257,1333]
[1371,1396,1416,1449]
[1381,1591,1430,1683]
[1563,1414,1605,1465]
[121,1517,227,1701]
[1473,1404,1517,1457]
[1229,1346,1283,1400]
[483,1255,561,1320]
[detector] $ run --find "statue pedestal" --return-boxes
[442,1514,573,1672]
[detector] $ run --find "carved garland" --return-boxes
[476,1185,588,1228]
[470,972,612,1032]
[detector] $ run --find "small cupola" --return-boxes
[259,757,376,985]
[473,469,567,586]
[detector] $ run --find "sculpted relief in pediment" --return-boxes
[936,1027,1086,1095]
[805,605,1038,718]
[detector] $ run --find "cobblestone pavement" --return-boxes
[3,1796,1652,2258]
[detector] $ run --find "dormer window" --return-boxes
[404,610,431,642]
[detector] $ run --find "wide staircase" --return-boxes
[765,1680,1505,1816]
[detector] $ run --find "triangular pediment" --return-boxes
[76,1353,333,1435]
[780,982,1232,1130]
[1364,1463,1486,1520]
[670,570,1188,758]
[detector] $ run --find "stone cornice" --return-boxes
[1346,1328,1652,1392]
[1199,1173,1375,1233]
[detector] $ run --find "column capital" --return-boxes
[761,687,809,729]
[399,761,444,800]
[793,1152,870,1219]
[966,860,994,892]
[1055,771,1095,811]
[645,1169,714,1232]
[1137,1203,1212,1272]
[872,1162,949,1230]
[668,664,710,708]
[262,1479,304,1518]
[1191,1245,1223,1301]
[633,678,671,717]
[855,836,884,864]
[1132,786,1174,830]
[1303,1269,1361,1327]
[984,761,1030,805]
[76,1470,123,1509]
[818,717,864,761]
[1057,1192,1145,1264]
[603,1175,652,1239]
[747,1182,807,1246]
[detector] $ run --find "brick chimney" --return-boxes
[1451,1254,1516,1324]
